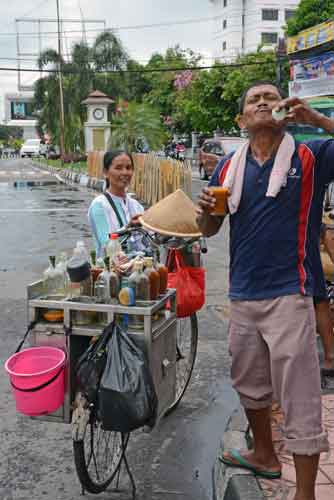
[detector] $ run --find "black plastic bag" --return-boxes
[75,321,115,404]
[98,325,158,432]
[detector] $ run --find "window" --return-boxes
[222,41,227,51]
[223,0,227,7]
[262,9,279,21]
[285,9,296,21]
[211,144,224,156]
[261,32,278,44]
[202,142,213,153]
[223,19,227,29]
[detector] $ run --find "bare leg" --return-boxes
[315,301,334,369]
[223,406,281,472]
[293,453,319,500]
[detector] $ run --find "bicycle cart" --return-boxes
[22,228,202,496]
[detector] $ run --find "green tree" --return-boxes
[144,46,200,119]
[34,31,129,153]
[171,51,289,135]
[286,0,334,36]
[110,101,166,152]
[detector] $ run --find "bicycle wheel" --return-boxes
[73,409,129,494]
[165,313,198,415]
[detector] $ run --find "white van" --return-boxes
[20,139,47,158]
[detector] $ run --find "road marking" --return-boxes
[0,208,86,213]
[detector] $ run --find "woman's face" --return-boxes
[105,154,134,193]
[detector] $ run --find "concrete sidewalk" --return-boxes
[259,398,334,499]
[214,395,334,500]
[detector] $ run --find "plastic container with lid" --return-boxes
[106,233,122,264]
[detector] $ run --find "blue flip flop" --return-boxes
[219,449,282,479]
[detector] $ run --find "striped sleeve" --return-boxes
[88,201,110,258]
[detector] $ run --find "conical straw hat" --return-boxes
[139,189,202,237]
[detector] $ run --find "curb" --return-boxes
[33,162,105,192]
[212,406,264,500]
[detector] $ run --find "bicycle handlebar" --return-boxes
[115,225,207,253]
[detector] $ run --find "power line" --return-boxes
[0,57,286,75]
[0,15,224,38]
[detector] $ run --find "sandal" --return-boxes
[219,449,282,479]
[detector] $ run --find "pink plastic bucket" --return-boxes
[5,346,66,416]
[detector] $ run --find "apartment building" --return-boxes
[209,0,300,59]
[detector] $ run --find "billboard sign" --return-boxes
[287,20,334,55]
[290,52,334,81]
[10,100,35,120]
[289,75,334,98]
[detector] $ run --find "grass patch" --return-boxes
[40,158,87,172]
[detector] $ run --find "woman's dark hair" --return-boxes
[103,150,134,189]
[238,80,287,113]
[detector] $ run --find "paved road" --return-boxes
[0,158,236,500]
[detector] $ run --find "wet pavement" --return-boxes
[0,158,237,500]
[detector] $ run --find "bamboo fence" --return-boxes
[87,151,193,204]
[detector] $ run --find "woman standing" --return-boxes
[88,150,144,258]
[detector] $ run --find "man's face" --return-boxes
[239,84,284,132]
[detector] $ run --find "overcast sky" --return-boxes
[0,0,215,120]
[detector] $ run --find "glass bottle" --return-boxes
[109,264,120,305]
[155,261,169,295]
[55,252,69,295]
[94,258,110,303]
[143,257,160,300]
[43,256,57,295]
[90,250,102,284]
[128,261,150,302]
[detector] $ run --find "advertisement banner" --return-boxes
[290,52,334,81]
[287,20,334,55]
[289,75,334,98]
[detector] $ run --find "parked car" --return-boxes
[20,139,47,158]
[199,137,246,179]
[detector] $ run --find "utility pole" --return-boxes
[276,37,286,87]
[56,0,65,160]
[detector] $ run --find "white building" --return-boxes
[209,0,300,59]
[4,92,37,140]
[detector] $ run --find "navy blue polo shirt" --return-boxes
[209,140,334,301]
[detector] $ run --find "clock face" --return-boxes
[93,108,104,120]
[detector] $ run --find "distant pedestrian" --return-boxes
[197,81,334,500]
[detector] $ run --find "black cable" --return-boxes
[0,57,286,75]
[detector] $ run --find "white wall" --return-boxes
[210,0,300,58]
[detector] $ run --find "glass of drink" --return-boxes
[209,187,230,216]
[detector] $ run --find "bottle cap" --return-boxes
[134,260,143,271]
[144,257,153,267]
[110,233,119,240]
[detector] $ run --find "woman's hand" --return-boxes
[127,214,142,228]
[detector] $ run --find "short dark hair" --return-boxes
[238,80,287,113]
[103,150,134,189]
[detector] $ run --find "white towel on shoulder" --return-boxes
[222,133,295,214]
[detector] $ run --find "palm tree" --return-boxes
[110,101,166,152]
[92,31,128,71]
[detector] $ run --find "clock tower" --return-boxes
[82,90,114,152]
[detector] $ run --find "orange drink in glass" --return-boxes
[209,187,230,216]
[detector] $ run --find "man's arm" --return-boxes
[196,187,225,237]
[323,228,334,264]
[278,97,334,134]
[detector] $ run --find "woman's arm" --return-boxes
[88,201,110,258]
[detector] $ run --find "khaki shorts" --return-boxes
[229,294,329,455]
